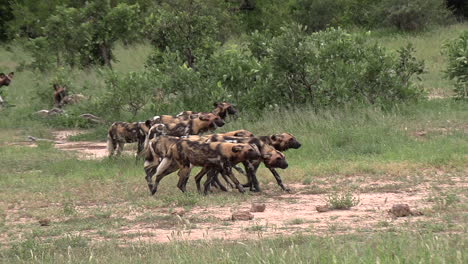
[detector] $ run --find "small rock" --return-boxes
[38,219,50,226]
[389,204,411,217]
[410,210,424,216]
[414,131,427,137]
[250,203,266,212]
[34,108,65,117]
[232,210,254,221]
[316,205,330,213]
[171,208,186,216]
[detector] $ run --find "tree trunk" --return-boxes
[186,48,195,68]
[100,43,112,68]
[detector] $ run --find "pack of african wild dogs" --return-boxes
[1,75,301,195]
[107,102,302,195]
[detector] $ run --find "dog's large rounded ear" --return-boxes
[249,144,259,152]
[0,73,5,78]
[198,114,209,121]
[158,124,167,133]
[145,119,152,127]
[232,145,243,153]
[213,102,221,107]
[53,84,59,90]
[271,134,279,141]
[8,72,14,77]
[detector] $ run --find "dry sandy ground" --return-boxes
[8,130,133,159]
[2,181,447,245]
[52,130,111,159]
[115,189,430,243]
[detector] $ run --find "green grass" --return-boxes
[0,233,465,263]
[375,23,468,96]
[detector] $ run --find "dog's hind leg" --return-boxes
[212,173,228,192]
[151,157,177,195]
[194,167,208,193]
[177,166,192,193]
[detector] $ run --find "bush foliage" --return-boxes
[27,26,426,124]
[444,30,468,99]
[2,0,452,127]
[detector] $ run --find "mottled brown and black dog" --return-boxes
[150,113,225,138]
[143,135,181,192]
[190,135,289,192]
[0,72,14,87]
[53,84,87,108]
[144,138,261,195]
[176,102,237,121]
[258,133,302,152]
[189,133,301,192]
[217,129,255,137]
[0,72,14,105]
[250,133,301,191]
[53,84,67,108]
[108,121,166,157]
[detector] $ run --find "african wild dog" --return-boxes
[53,84,67,108]
[143,135,183,193]
[145,138,261,195]
[53,84,87,108]
[176,102,237,121]
[0,72,14,87]
[217,129,254,138]
[258,133,301,152]
[192,133,300,192]
[245,133,301,192]
[150,113,225,138]
[190,135,288,193]
[0,72,14,105]
[107,120,165,157]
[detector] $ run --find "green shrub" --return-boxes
[379,0,452,31]
[338,0,381,28]
[144,0,221,68]
[290,0,344,32]
[326,191,360,210]
[247,30,273,59]
[236,0,293,33]
[94,70,154,119]
[141,27,426,114]
[444,30,468,99]
[202,47,267,111]
[263,26,425,108]
[22,37,56,72]
[22,2,141,70]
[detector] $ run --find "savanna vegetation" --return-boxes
[0,0,467,263]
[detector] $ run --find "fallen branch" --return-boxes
[27,136,65,144]
[79,113,106,124]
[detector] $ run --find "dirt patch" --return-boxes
[4,129,134,159]
[52,130,139,159]
[410,122,468,140]
[52,130,86,141]
[110,187,432,243]
[54,141,110,159]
